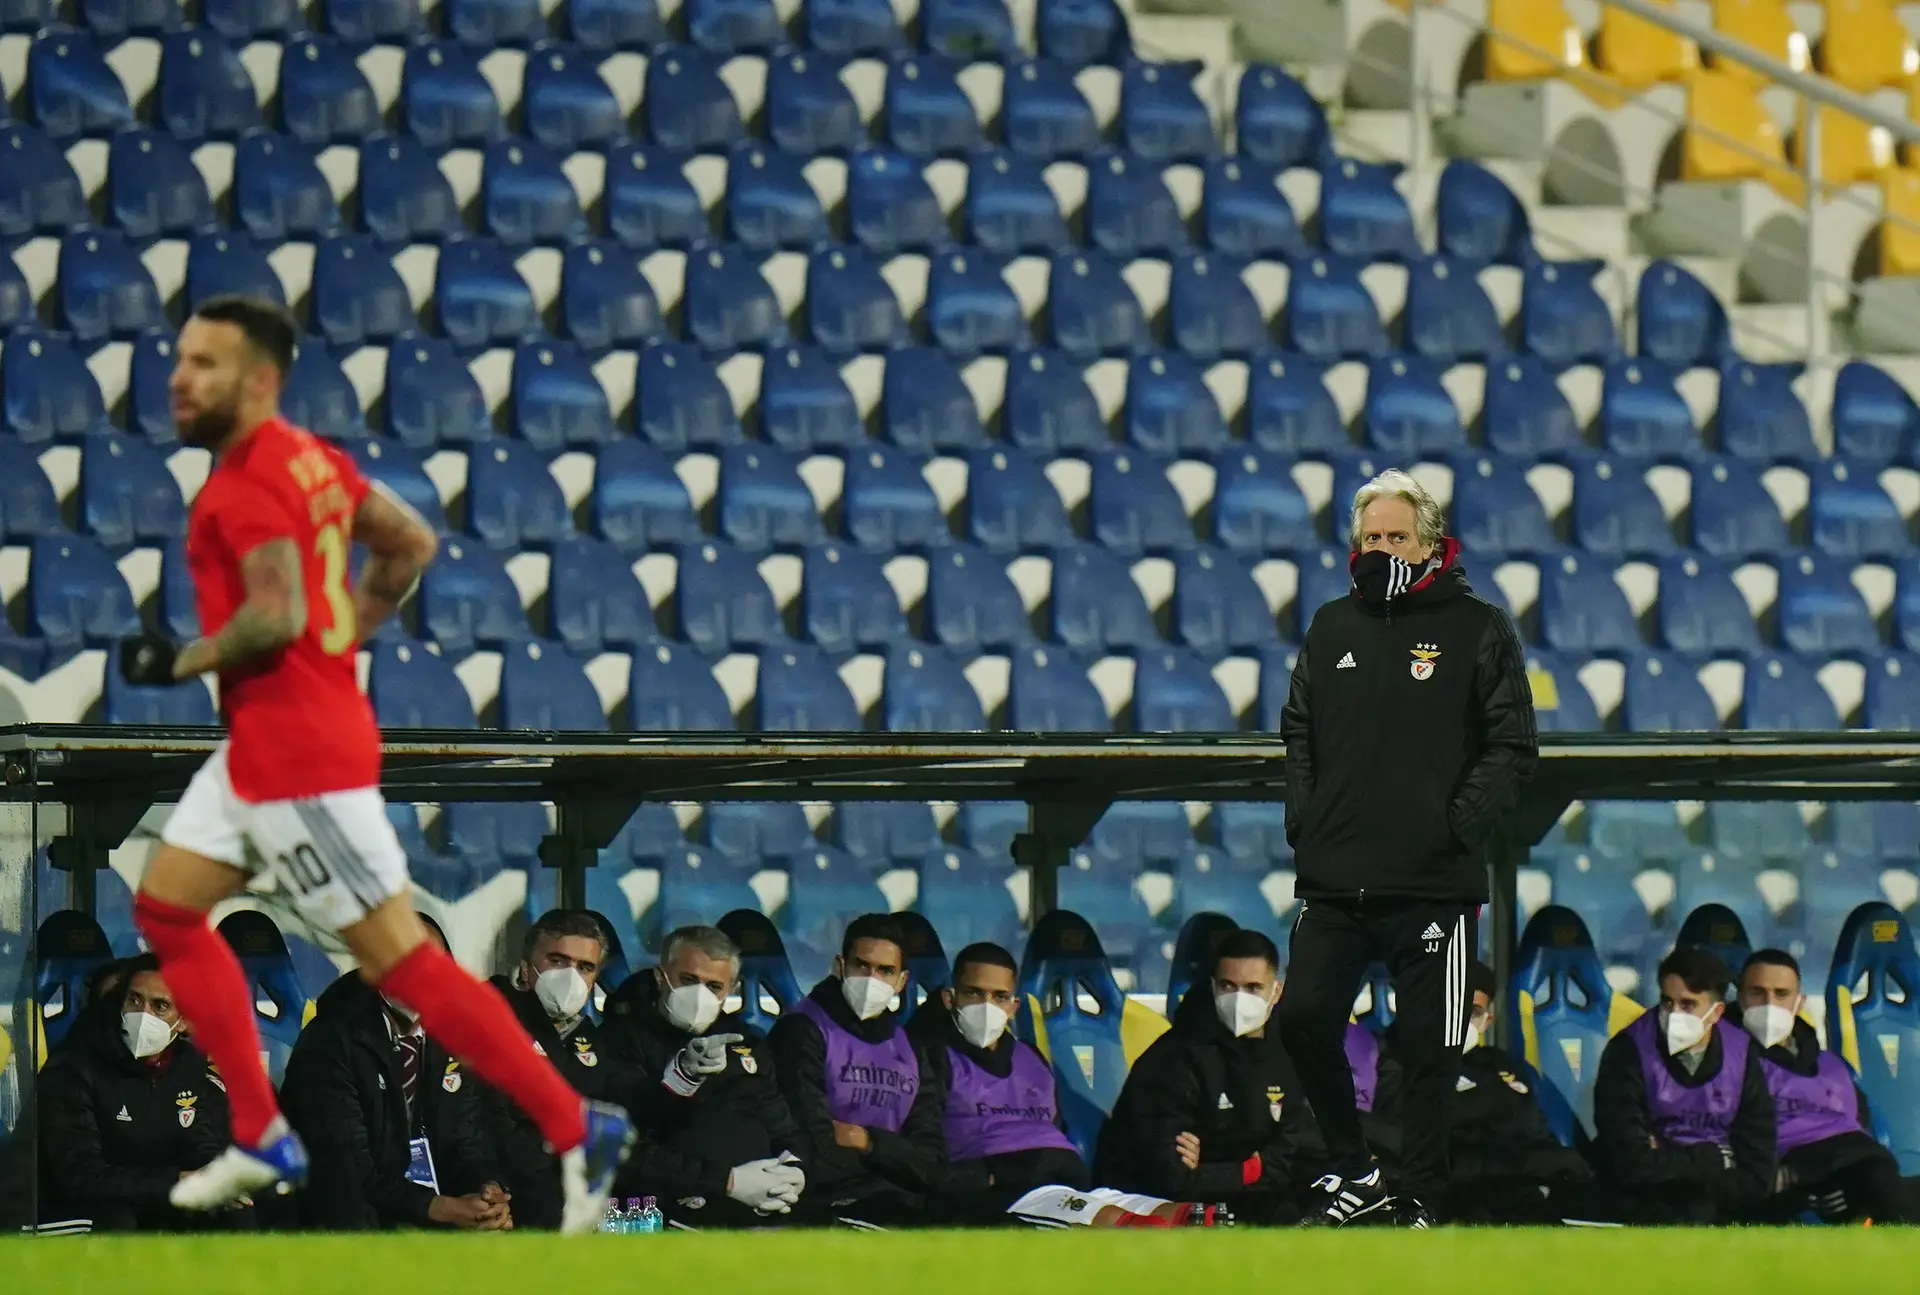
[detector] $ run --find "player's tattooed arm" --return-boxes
[173,538,309,678]
[351,481,439,635]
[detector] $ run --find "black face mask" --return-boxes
[1351,548,1425,605]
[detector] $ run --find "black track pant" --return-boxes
[1275,896,1477,1206]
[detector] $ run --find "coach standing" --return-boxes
[1275,469,1538,1226]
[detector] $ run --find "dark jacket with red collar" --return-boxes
[1281,538,1538,904]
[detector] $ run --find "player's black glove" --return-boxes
[120,633,183,686]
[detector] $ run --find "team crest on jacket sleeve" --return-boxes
[733,1045,758,1075]
[573,1035,598,1067]
[1266,1085,1285,1121]
[443,1059,463,1093]
[176,1093,199,1128]
[1410,644,1440,680]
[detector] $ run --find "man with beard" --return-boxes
[598,925,808,1227]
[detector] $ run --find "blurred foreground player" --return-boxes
[120,295,631,1234]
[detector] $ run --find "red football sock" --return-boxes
[378,940,586,1152]
[134,893,282,1148]
[1111,1210,1175,1228]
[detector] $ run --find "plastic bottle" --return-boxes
[599,1198,623,1234]
[638,1196,665,1233]
[621,1198,644,1234]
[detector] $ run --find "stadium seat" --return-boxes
[58,229,164,343]
[443,801,548,871]
[499,640,607,731]
[1243,356,1349,457]
[605,146,708,250]
[646,47,745,152]
[1511,904,1642,1136]
[1571,456,1675,557]
[384,334,492,449]
[1522,259,1618,366]
[0,438,58,549]
[1776,553,1879,655]
[418,538,532,656]
[1537,553,1640,654]
[810,244,909,355]
[883,642,986,730]
[687,0,781,53]
[511,337,621,454]
[1202,157,1306,260]
[1827,903,1920,1171]
[324,0,425,44]
[79,432,185,556]
[282,343,369,441]
[1005,349,1110,457]
[1009,643,1110,730]
[549,534,659,655]
[1319,157,1420,262]
[1285,254,1389,360]
[1121,59,1212,163]
[1678,72,1787,185]
[967,151,1072,254]
[806,0,901,56]
[1744,651,1842,729]
[1405,254,1508,368]
[705,800,814,862]
[1089,447,1195,556]
[803,542,907,656]
[80,0,179,42]
[280,35,380,147]
[403,40,504,149]
[184,231,284,311]
[1480,356,1584,460]
[1718,361,1819,464]
[637,342,745,450]
[765,52,863,155]
[1168,253,1268,361]
[728,143,829,252]
[1657,554,1760,655]
[1691,456,1792,558]
[1051,541,1159,656]
[1808,458,1908,559]
[1235,64,1328,170]
[685,243,786,352]
[1527,649,1603,732]
[925,542,1034,653]
[367,640,480,728]
[1212,449,1318,555]
[1704,800,1807,870]
[885,55,981,157]
[3,329,111,445]
[466,439,573,551]
[107,126,215,242]
[1169,848,1276,939]
[234,131,341,243]
[760,345,865,451]
[965,444,1072,553]
[483,139,589,247]
[437,237,541,353]
[593,439,701,552]
[926,249,1023,357]
[1003,58,1100,162]
[715,908,805,1028]
[1820,0,1915,91]
[30,27,132,143]
[310,233,414,350]
[522,43,623,152]
[758,642,863,730]
[918,847,1022,952]
[629,642,736,729]
[842,441,948,552]
[676,539,786,656]
[1132,646,1234,731]
[157,30,259,142]
[1435,159,1531,265]
[848,149,946,254]
[657,845,764,939]
[1637,261,1734,369]
[1600,359,1700,461]
[358,133,462,246]
[1831,360,1917,465]
[1048,249,1149,358]
[1171,546,1278,659]
[1125,351,1228,455]
[718,444,825,552]
[152,539,198,643]
[1863,652,1920,729]
[1037,0,1127,67]
[30,532,140,657]
[0,124,88,242]
[1450,452,1556,559]
[785,846,891,955]
[1364,355,1468,457]
[446,0,542,45]
[1086,151,1187,258]
[103,668,217,725]
[217,912,307,1086]
[921,0,1015,58]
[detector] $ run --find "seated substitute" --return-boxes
[599,925,808,1226]
[280,916,507,1231]
[38,955,240,1232]
[1093,930,1323,1224]
[768,914,947,1224]
[1737,948,1916,1224]
[485,909,612,1230]
[1593,948,1775,1224]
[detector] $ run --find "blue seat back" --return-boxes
[1827,902,1920,1172]
[217,910,309,1085]
[892,909,951,1022]
[1164,910,1239,1012]
[35,909,113,1051]
[1673,902,1754,981]
[716,907,805,1036]
[1511,904,1642,1138]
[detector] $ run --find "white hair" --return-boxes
[1348,469,1445,551]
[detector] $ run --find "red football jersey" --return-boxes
[186,417,380,802]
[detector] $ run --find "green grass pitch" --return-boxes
[2,1228,1915,1294]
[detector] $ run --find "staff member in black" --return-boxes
[1276,469,1538,1226]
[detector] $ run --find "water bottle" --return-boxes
[637,1196,665,1234]
[599,1198,623,1234]
[620,1198,644,1234]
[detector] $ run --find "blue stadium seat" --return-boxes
[81,0,181,41]
[444,801,548,869]
[1005,349,1109,456]
[1126,350,1229,454]
[885,54,979,156]
[1521,258,1617,366]
[806,0,901,55]
[436,237,540,352]
[1212,448,1317,555]
[637,342,745,450]
[687,0,781,52]
[926,249,1023,357]
[925,542,1032,653]
[785,846,890,956]
[967,150,1072,254]
[418,538,530,655]
[809,244,908,354]
[30,27,132,142]
[758,642,862,730]
[522,42,623,152]
[103,667,217,725]
[657,845,763,935]
[233,130,341,244]
[1776,553,1879,655]
[499,640,607,731]
[1169,846,1276,937]
[1831,360,1916,466]
[1827,903,1920,1171]
[883,346,984,452]
[280,35,379,147]
[1057,855,1151,973]
[803,541,906,656]
[483,138,588,247]
[719,444,824,552]
[676,538,785,656]
[1121,59,1212,162]
[79,432,184,555]
[357,133,461,246]
[765,51,863,154]
[30,532,139,656]
[0,438,60,539]
[629,642,736,728]
[1404,255,1504,363]
[367,640,478,728]
[1743,651,1841,730]
[204,0,301,44]
[1036,0,1126,66]
[445,0,542,45]
[217,912,308,1086]
[34,909,114,1049]
[1434,159,1531,265]
[1087,800,1192,871]
[0,124,88,241]
[124,330,177,444]
[155,539,198,641]
[549,534,659,654]
[1599,358,1699,460]
[1690,456,1791,558]
[1291,547,1352,631]
[384,334,490,449]
[921,0,1014,57]
[685,243,786,352]
[1536,552,1640,654]
[58,229,164,343]
[603,802,684,870]
[282,342,369,441]
[1245,354,1351,456]
[325,0,426,45]
[848,149,946,253]
[1830,800,1920,870]
[1285,253,1389,359]
[955,800,1026,857]
[402,39,504,149]
[1570,456,1674,557]
[1718,361,1819,464]
[1133,646,1233,731]
[883,642,986,730]
[1009,644,1110,730]
[1809,458,1908,559]
[1319,157,1418,262]
[565,0,663,49]
[184,231,284,311]
[157,30,259,143]
[1205,801,1290,869]
[3,328,110,444]
[605,145,710,249]
[1001,57,1098,161]
[1168,252,1268,360]
[1364,355,1468,457]
[1234,64,1326,169]
[1088,447,1195,556]
[1656,553,1760,655]
[965,444,1072,553]
[1047,249,1148,357]
[1620,650,1719,731]
[1202,156,1305,259]
[760,345,865,451]
[842,441,948,551]
[1512,903,1644,1136]
[1863,651,1920,730]
[310,233,413,349]
[1637,260,1733,369]
[1704,801,1807,869]
[646,47,744,151]
[1482,355,1586,460]
[510,337,620,454]
[727,142,829,251]
[705,800,813,862]
[1450,452,1555,559]
[919,848,1022,952]
[1525,648,1602,732]
[107,126,214,242]
[1672,902,1757,977]
[1051,541,1158,655]
[1086,151,1186,258]
[466,439,572,551]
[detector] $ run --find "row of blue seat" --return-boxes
[1545,800,1920,865]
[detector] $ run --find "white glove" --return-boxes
[726,1157,806,1214]
[664,1033,745,1097]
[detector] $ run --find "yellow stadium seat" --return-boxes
[1680,71,1791,184]
[1789,109,1893,190]
[1708,0,1810,83]
[1819,0,1918,91]
[1484,0,1587,81]
[1594,0,1701,87]
[1879,168,1920,275]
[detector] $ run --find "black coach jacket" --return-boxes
[482,974,609,1229]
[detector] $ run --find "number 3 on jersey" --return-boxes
[314,522,357,656]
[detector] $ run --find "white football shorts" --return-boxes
[161,741,410,932]
[1006,1186,1172,1228]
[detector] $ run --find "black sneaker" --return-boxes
[1302,1168,1395,1227]
[1392,1197,1435,1228]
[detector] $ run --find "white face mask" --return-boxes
[663,981,724,1035]
[840,974,897,1021]
[534,967,592,1021]
[1660,1005,1718,1055]
[1214,989,1272,1038]
[122,1010,176,1060]
[1744,1002,1798,1050]
[954,1002,1010,1049]
[1463,1020,1482,1053]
